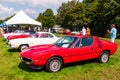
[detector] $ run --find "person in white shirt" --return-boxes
[82,27,86,36]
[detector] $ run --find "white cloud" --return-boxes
[0,4,16,19]
[1,0,25,4]
[1,0,82,8]
[24,9,38,19]
[27,0,61,8]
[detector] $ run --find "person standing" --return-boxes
[107,24,117,43]
[82,27,86,36]
[86,27,91,36]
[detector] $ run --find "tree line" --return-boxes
[1,0,120,37]
[55,0,120,37]
[37,0,120,37]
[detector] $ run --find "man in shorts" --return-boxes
[107,24,117,43]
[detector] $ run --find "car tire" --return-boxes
[19,44,29,52]
[98,51,109,63]
[45,57,63,72]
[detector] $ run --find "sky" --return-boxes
[0,0,83,20]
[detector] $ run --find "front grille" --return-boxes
[21,57,32,62]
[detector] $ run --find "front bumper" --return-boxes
[20,57,32,65]
[20,56,46,67]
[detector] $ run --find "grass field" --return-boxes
[0,36,120,80]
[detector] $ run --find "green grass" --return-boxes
[0,36,120,80]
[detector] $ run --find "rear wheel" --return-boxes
[19,44,29,52]
[98,51,109,63]
[45,57,63,72]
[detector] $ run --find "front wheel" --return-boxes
[45,57,63,72]
[98,51,110,63]
[19,44,29,52]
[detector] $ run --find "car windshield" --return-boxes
[54,36,78,48]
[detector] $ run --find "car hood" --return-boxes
[19,44,61,58]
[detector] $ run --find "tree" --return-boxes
[0,14,15,24]
[37,9,55,28]
[81,0,120,37]
[56,0,120,37]
[56,0,78,29]
[0,20,3,24]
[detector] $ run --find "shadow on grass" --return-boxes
[8,49,19,52]
[18,59,98,73]
[18,62,43,72]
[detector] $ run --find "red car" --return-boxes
[63,29,71,35]
[7,30,35,41]
[19,36,118,72]
[7,34,30,40]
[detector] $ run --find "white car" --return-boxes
[8,32,60,51]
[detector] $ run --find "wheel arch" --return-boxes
[46,55,64,65]
[19,44,29,48]
[100,50,110,55]
[18,44,29,51]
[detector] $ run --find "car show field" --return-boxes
[0,35,120,80]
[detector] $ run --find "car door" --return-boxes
[69,37,96,62]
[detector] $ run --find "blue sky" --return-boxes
[0,0,83,20]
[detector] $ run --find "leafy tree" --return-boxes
[56,0,78,29]
[89,0,120,36]
[0,20,3,24]
[63,2,86,29]
[37,9,55,28]
[0,14,15,24]
[56,0,120,37]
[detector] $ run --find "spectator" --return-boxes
[86,27,91,36]
[107,24,117,43]
[82,27,86,36]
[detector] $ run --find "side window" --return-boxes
[75,37,93,47]
[81,37,93,46]
[39,33,48,38]
[75,39,82,48]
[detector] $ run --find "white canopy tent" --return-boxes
[5,10,42,26]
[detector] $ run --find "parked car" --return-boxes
[19,36,118,72]
[2,30,25,40]
[7,30,35,41]
[8,32,60,51]
[63,29,71,35]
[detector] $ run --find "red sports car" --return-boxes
[19,36,118,72]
